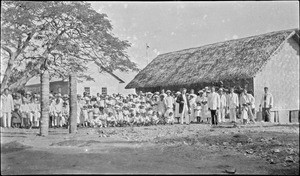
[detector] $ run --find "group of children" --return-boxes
[75,93,176,128]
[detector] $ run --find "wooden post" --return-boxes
[40,69,50,136]
[69,71,77,133]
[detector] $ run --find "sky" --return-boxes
[89,1,299,69]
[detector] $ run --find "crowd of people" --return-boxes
[0,86,273,129]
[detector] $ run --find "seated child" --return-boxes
[165,111,175,125]
[116,108,124,127]
[11,104,22,128]
[122,106,130,125]
[135,111,142,126]
[151,111,159,125]
[107,112,117,127]
[128,109,135,126]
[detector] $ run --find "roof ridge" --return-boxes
[158,28,298,57]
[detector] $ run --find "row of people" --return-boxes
[1,86,273,128]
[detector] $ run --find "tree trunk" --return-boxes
[69,71,77,133]
[40,70,50,136]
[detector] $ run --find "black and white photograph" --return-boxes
[0,1,299,175]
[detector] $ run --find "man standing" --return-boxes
[227,87,239,123]
[259,87,273,122]
[1,88,14,128]
[218,88,227,123]
[208,87,220,125]
[176,88,190,125]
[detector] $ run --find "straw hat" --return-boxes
[166,90,171,93]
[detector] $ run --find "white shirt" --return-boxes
[260,93,273,108]
[208,92,220,110]
[228,92,239,109]
[1,94,14,113]
[247,94,255,109]
[164,96,174,109]
[220,94,227,109]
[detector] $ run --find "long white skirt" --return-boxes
[175,102,181,118]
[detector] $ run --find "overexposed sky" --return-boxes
[90,1,299,69]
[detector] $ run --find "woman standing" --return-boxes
[174,92,181,123]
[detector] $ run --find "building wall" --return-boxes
[25,81,68,95]
[76,64,136,96]
[254,38,299,112]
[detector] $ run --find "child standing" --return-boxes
[195,102,202,123]
[11,104,22,128]
[87,105,94,127]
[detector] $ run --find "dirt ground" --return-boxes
[1,122,299,175]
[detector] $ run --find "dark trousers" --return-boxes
[210,110,218,125]
[262,108,270,122]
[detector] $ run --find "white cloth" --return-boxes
[189,96,197,122]
[174,97,180,117]
[247,93,255,109]
[180,104,189,124]
[208,92,220,110]
[1,94,14,113]
[164,96,174,109]
[227,93,239,109]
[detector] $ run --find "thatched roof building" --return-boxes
[126,28,299,92]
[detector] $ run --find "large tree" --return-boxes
[1,1,139,136]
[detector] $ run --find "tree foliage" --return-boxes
[1,1,139,91]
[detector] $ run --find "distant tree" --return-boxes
[1,1,139,136]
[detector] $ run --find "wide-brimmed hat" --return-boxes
[175,91,181,95]
[198,90,203,93]
[166,90,171,93]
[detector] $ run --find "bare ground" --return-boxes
[1,122,299,175]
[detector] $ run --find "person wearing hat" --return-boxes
[176,88,191,125]
[259,87,273,122]
[188,89,197,123]
[164,90,174,116]
[208,87,220,125]
[240,89,250,124]
[227,87,239,123]
[218,88,227,123]
[197,90,209,123]
[157,94,166,120]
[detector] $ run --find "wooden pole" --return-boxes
[40,69,50,136]
[69,70,77,133]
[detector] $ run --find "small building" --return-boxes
[25,63,137,96]
[126,29,299,123]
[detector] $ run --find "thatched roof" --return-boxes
[126,28,299,89]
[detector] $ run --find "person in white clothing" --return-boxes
[247,91,256,122]
[218,88,227,123]
[188,93,197,123]
[208,87,220,125]
[176,88,190,125]
[174,92,181,123]
[164,90,174,114]
[227,87,239,123]
[1,88,14,128]
[259,87,273,122]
